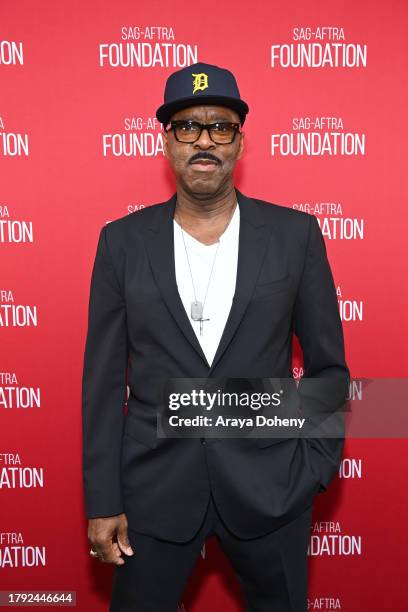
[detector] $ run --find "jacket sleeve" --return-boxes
[81,224,128,518]
[293,214,350,492]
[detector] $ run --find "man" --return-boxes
[82,62,349,611]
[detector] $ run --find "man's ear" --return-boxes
[237,131,245,160]
[162,131,169,158]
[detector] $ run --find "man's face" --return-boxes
[162,104,245,198]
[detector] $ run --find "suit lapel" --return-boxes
[142,188,271,373]
[143,192,209,367]
[209,189,271,372]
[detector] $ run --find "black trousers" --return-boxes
[110,494,313,611]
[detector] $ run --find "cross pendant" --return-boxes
[199,318,210,336]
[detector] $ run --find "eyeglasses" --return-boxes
[164,120,241,144]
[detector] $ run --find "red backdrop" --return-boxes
[1,0,407,610]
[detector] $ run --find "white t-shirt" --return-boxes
[173,203,240,366]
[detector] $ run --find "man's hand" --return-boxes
[88,513,134,565]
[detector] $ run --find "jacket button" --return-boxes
[200,438,206,445]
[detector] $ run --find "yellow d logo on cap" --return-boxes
[192,73,209,94]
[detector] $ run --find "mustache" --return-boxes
[189,152,221,165]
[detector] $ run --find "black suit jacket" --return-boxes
[81,188,349,541]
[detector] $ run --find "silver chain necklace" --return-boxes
[175,201,236,336]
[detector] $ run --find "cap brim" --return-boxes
[156,95,249,126]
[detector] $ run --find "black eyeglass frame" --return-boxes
[164,120,242,144]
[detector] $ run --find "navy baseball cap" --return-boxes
[156,62,249,126]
